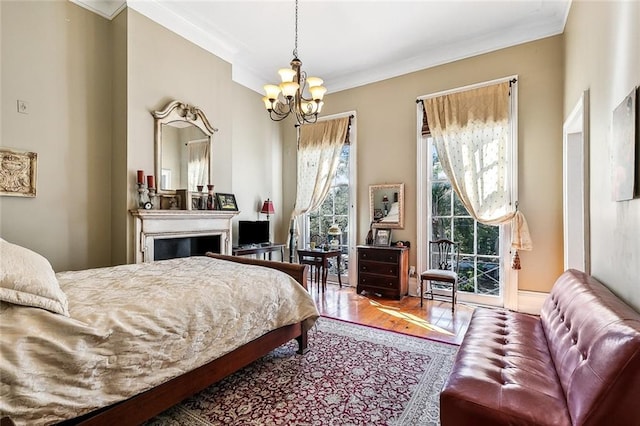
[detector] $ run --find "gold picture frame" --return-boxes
[0,148,37,197]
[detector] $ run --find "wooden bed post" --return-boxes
[296,328,309,354]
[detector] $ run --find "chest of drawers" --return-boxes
[356,245,409,300]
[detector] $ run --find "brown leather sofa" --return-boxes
[440,269,640,426]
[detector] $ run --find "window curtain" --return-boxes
[288,117,350,247]
[423,82,533,269]
[187,140,209,191]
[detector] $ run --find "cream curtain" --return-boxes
[187,140,209,192]
[423,82,532,268]
[289,117,350,246]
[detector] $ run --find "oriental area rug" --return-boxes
[147,317,458,426]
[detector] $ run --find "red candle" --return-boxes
[147,175,155,189]
[137,170,144,184]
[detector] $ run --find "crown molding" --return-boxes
[69,0,570,96]
[70,0,126,20]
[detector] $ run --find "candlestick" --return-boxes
[137,183,151,209]
[147,175,155,189]
[207,184,215,210]
[137,170,144,184]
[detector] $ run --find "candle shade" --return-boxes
[147,175,155,189]
[137,170,144,184]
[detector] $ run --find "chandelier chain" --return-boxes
[293,0,299,58]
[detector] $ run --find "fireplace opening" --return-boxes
[154,235,221,261]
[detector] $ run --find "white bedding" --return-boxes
[0,256,319,425]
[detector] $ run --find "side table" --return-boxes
[296,248,343,291]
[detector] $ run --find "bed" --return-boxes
[0,239,318,425]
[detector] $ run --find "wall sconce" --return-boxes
[260,198,275,220]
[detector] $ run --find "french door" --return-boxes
[417,77,518,308]
[302,112,357,286]
[428,136,504,304]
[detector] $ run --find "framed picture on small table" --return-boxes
[373,229,392,246]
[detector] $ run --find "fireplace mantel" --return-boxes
[131,210,238,263]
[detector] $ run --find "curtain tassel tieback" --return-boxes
[511,251,521,270]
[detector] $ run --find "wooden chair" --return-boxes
[297,249,324,291]
[419,239,460,312]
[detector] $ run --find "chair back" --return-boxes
[429,239,460,273]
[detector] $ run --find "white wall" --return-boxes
[292,35,565,294]
[564,0,640,311]
[1,1,112,271]
[1,3,284,270]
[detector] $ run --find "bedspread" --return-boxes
[0,256,319,425]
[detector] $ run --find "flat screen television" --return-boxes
[237,220,270,246]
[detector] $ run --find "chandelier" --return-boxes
[262,0,327,124]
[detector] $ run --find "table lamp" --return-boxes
[382,195,389,216]
[328,224,342,248]
[260,198,275,220]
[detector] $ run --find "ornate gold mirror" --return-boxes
[152,101,217,194]
[369,183,405,229]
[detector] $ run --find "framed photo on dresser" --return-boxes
[373,229,392,246]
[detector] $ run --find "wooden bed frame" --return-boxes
[56,253,311,426]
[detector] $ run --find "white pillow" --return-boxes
[0,238,70,316]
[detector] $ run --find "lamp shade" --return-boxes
[264,84,281,100]
[260,199,275,215]
[278,68,297,83]
[328,224,342,236]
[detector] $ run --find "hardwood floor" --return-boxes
[309,281,474,345]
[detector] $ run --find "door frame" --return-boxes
[300,111,357,286]
[562,90,590,273]
[416,76,518,309]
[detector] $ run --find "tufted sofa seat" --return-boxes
[440,269,640,426]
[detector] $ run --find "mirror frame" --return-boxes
[369,183,405,229]
[152,100,217,195]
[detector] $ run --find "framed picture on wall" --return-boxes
[0,148,37,197]
[215,193,238,211]
[373,229,392,247]
[611,87,638,201]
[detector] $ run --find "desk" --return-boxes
[297,248,343,291]
[232,243,285,261]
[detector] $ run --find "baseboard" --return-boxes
[517,290,547,315]
[408,276,419,297]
